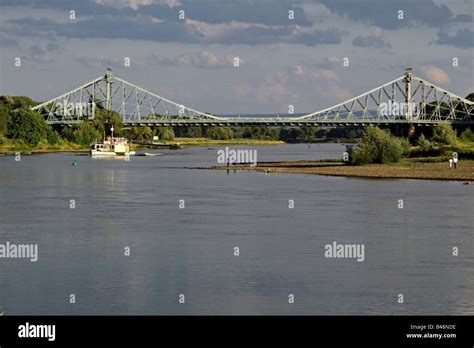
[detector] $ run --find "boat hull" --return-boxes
[90,150,136,157]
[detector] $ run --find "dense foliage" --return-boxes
[431,123,457,145]
[349,126,404,164]
[7,109,58,147]
[460,128,474,142]
[63,123,100,146]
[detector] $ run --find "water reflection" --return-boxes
[0,144,473,315]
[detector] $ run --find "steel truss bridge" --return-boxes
[32,68,473,126]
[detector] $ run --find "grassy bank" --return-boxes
[0,138,87,153]
[207,158,474,181]
[0,137,283,154]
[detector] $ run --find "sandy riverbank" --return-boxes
[206,159,474,181]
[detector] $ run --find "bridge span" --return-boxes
[32,68,473,126]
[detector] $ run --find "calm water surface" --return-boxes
[0,144,473,315]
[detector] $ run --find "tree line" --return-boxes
[346,123,474,165]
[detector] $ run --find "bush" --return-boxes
[399,137,411,156]
[460,128,474,142]
[156,127,175,141]
[93,109,123,137]
[416,134,432,151]
[125,127,153,142]
[7,109,48,147]
[0,105,10,135]
[0,95,15,105]
[141,127,153,142]
[204,127,233,140]
[351,126,403,164]
[73,123,100,146]
[62,127,76,143]
[45,127,60,145]
[431,123,457,145]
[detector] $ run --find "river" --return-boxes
[0,144,473,315]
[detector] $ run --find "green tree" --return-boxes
[125,127,153,142]
[155,127,175,141]
[73,123,100,146]
[416,134,432,151]
[351,126,403,164]
[62,126,76,143]
[204,127,233,140]
[93,109,123,137]
[347,130,357,139]
[460,128,474,142]
[399,137,411,156]
[7,109,48,147]
[0,95,15,105]
[190,126,203,138]
[45,127,60,145]
[431,123,457,145]
[279,128,302,142]
[0,95,43,136]
[0,104,11,135]
[0,95,39,110]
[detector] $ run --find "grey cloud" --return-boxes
[453,14,473,23]
[177,25,344,46]
[2,16,343,46]
[0,32,17,47]
[436,29,473,48]
[3,17,201,43]
[150,51,235,69]
[352,35,391,48]
[292,29,344,46]
[75,56,126,69]
[0,0,134,16]
[172,0,312,26]
[317,0,453,29]
[26,42,62,63]
[1,0,312,26]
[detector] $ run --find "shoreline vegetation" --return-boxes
[1,95,474,181]
[0,137,285,154]
[201,125,474,181]
[202,125,474,181]
[0,95,367,153]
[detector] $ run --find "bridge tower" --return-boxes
[404,67,413,121]
[105,68,114,111]
[404,67,415,136]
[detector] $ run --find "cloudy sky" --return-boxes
[0,0,472,114]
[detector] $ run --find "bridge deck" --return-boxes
[46,119,473,126]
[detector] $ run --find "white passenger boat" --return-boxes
[90,127,135,157]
